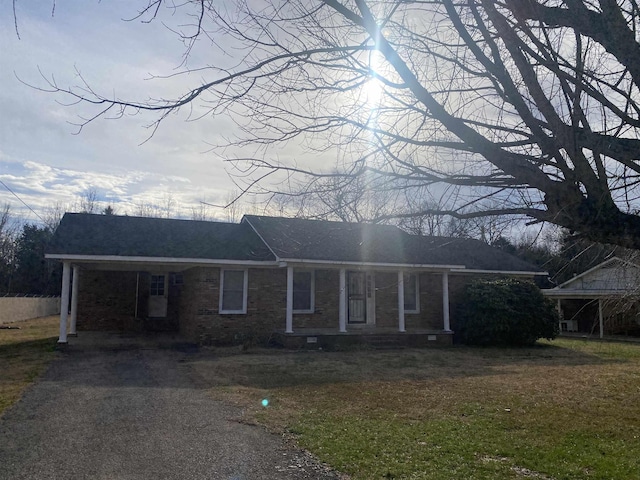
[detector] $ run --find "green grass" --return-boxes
[0,316,59,416]
[191,340,640,479]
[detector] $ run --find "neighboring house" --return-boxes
[543,257,640,338]
[46,213,544,347]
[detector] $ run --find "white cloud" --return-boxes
[0,0,241,224]
[0,157,232,224]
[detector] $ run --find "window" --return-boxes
[403,273,419,313]
[219,269,248,314]
[171,273,184,286]
[150,275,165,296]
[293,270,314,313]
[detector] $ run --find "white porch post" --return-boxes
[58,261,71,344]
[442,271,451,332]
[339,268,347,333]
[557,299,562,333]
[69,266,80,337]
[397,271,406,332]
[598,298,604,339]
[286,266,294,334]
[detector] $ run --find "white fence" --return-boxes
[0,296,61,324]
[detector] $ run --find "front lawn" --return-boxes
[191,339,640,479]
[0,316,59,416]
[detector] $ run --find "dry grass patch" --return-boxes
[0,316,59,416]
[189,340,640,479]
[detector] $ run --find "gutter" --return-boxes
[449,268,548,276]
[278,258,466,270]
[44,254,279,267]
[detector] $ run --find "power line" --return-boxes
[0,179,45,223]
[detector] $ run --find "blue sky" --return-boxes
[0,0,241,224]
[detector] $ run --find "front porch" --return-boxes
[272,327,454,349]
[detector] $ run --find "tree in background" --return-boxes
[0,204,17,293]
[39,1,640,248]
[11,224,60,295]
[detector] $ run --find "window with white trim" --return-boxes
[403,273,420,313]
[293,270,314,313]
[219,269,248,314]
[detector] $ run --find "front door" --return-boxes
[348,272,366,324]
[148,273,168,317]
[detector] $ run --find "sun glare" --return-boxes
[363,50,387,121]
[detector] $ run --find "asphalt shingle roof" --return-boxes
[47,213,542,273]
[244,215,542,272]
[47,213,275,261]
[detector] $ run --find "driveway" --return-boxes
[0,333,342,480]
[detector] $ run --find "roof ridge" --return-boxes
[64,212,237,226]
[242,214,404,231]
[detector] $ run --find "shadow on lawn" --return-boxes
[188,342,620,390]
[0,337,58,357]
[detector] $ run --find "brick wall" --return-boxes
[77,270,141,331]
[178,268,472,344]
[406,273,445,330]
[374,272,398,328]
[76,265,525,343]
[178,266,287,345]
[292,269,340,329]
[77,270,181,332]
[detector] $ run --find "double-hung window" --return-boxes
[293,270,314,313]
[403,273,420,313]
[219,269,248,314]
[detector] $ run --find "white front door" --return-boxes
[148,273,168,317]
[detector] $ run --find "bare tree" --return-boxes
[223,190,243,223]
[37,1,640,248]
[190,200,211,221]
[162,192,176,219]
[0,203,17,292]
[132,193,179,218]
[78,188,98,214]
[133,201,163,218]
[42,202,66,232]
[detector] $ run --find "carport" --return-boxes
[543,257,640,338]
[45,257,197,343]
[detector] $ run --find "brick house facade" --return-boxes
[76,268,481,345]
[47,213,544,345]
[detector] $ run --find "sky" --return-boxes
[0,0,245,225]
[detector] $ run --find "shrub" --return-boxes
[459,278,559,346]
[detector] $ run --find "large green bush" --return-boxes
[459,279,559,346]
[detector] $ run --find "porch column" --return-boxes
[557,299,562,333]
[442,271,451,331]
[397,271,406,332]
[69,266,80,337]
[598,298,604,339]
[57,261,71,344]
[285,266,294,334]
[339,268,347,333]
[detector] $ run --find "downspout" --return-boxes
[134,273,140,319]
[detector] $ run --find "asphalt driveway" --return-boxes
[0,334,341,480]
